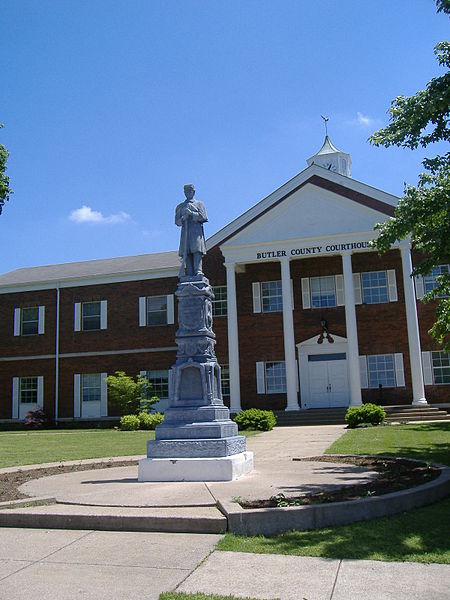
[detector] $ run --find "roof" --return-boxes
[315,135,341,155]
[0,251,180,290]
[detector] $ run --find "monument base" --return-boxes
[138,451,254,482]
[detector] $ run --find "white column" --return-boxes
[225,262,242,413]
[280,258,300,411]
[342,252,362,406]
[399,243,427,405]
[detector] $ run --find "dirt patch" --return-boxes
[0,460,138,503]
[239,455,441,509]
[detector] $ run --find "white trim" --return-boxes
[38,306,45,334]
[301,278,311,309]
[0,346,177,362]
[252,282,261,313]
[415,275,425,299]
[335,275,345,306]
[359,356,368,389]
[37,376,44,407]
[12,377,19,419]
[394,353,405,387]
[139,296,147,326]
[100,300,108,330]
[14,308,21,336]
[74,374,81,418]
[387,270,398,302]
[100,372,108,417]
[422,351,433,386]
[290,279,294,309]
[74,303,81,332]
[256,362,265,394]
[353,273,362,305]
[167,294,175,324]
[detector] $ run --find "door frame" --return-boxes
[297,334,349,409]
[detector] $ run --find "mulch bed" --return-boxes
[0,460,138,503]
[238,455,442,509]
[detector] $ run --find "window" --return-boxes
[21,307,39,335]
[146,370,169,399]
[367,354,396,388]
[82,302,101,331]
[361,271,389,304]
[74,301,107,332]
[432,352,450,384]
[147,296,168,326]
[265,361,287,393]
[424,264,450,296]
[139,295,174,327]
[19,377,38,404]
[261,281,283,312]
[220,364,230,397]
[310,276,336,308]
[212,286,227,317]
[14,306,45,336]
[81,374,102,402]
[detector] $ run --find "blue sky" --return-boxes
[1,1,448,274]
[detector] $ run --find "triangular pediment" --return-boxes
[297,334,348,347]
[225,181,392,246]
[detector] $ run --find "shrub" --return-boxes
[345,403,386,429]
[106,371,158,415]
[234,408,276,431]
[24,407,46,429]
[138,411,164,430]
[120,414,140,431]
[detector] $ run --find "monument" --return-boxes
[138,184,253,481]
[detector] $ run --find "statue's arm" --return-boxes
[191,202,208,223]
[175,205,184,226]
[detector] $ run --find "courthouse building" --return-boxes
[0,137,449,422]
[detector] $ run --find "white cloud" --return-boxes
[69,205,131,225]
[356,112,375,127]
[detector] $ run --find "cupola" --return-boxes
[307,135,352,177]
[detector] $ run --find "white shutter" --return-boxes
[14,308,21,336]
[394,353,405,387]
[74,374,81,418]
[422,351,433,386]
[335,275,345,306]
[100,300,108,330]
[353,273,362,305]
[37,376,44,407]
[74,303,81,332]
[387,270,398,302]
[290,279,294,309]
[12,377,19,419]
[139,296,147,326]
[301,278,311,309]
[295,359,299,392]
[167,294,175,324]
[415,276,425,299]
[38,306,45,334]
[252,282,261,313]
[359,356,368,389]
[100,372,108,417]
[256,362,265,394]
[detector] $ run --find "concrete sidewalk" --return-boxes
[0,527,448,600]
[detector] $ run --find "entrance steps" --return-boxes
[274,405,450,426]
[384,405,450,423]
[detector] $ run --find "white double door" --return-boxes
[308,353,349,408]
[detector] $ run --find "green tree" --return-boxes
[105,371,158,415]
[369,3,450,351]
[0,123,13,215]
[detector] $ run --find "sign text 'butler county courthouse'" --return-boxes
[256,241,371,260]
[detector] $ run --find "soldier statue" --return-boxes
[175,184,208,277]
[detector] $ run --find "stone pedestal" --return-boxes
[139,275,253,482]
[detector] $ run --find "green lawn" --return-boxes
[159,594,272,600]
[326,421,450,466]
[0,428,260,468]
[218,422,450,564]
[0,429,154,468]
